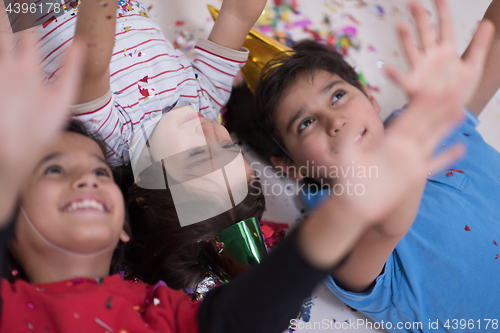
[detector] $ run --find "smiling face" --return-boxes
[272,70,385,184]
[12,132,129,259]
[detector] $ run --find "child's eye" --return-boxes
[95,168,111,177]
[332,90,346,104]
[298,118,316,133]
[221,143,237,149]
[45,165,63,175]
[189,148,205,158]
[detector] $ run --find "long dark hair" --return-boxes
[119,161,266,290]
[2,120,131,282]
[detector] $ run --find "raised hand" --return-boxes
[0,16,85,223]
[385,0,494,113]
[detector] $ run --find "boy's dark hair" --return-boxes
[229,40,365,161]
[2,120,131,282]
[120,162,265,290]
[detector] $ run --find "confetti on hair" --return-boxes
[465,225,470,231]
[12,269,18,276]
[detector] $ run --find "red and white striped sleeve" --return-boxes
[71,90,133,166]
[192,39,249,120]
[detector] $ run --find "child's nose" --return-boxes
[73,172,99,189]
[326,115,347,137]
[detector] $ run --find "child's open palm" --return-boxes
[336,0,494,225]
[0,12,85,222]
[386,0,495,113]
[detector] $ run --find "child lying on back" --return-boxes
[236,0,500,330]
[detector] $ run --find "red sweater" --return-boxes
[0,274,200,333]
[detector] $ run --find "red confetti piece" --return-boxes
[42,16,57,28]
[138,52,142,57]
[495,254,499,260]
[175,20,185,26]
[463,133,470,136]
[464,225,470,231]
[138,86,150,97]
[445,169,464,173]
[494,240,498,246]
[139,75,149,83]
[446,172,454,177]
[12,269,18,276]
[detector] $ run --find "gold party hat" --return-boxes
[208,5,291,93]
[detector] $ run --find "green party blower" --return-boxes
[199,217,268,283]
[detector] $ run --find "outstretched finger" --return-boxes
[463,19,495,70]
[397,22,421,68]
[428,143,465,174]
[410,1,436,51]
[384,64,410,93]
[0,1,13,57]
[435,0,454,44]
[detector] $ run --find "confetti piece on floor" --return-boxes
[464,225,470,231]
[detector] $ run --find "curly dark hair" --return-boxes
[228,40,366,162]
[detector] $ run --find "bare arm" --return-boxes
[320,0,494,292]
[207,0,267,50]
[465,0,500,116]
[74,0,118,104]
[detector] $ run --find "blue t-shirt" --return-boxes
[303,109,500,332]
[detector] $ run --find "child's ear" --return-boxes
[119,230,130,243]
[269,155,306,181]
[361,84,381,114]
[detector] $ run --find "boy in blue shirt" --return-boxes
[240,0,500,331]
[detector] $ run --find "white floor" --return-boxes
[142,0,499,332]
